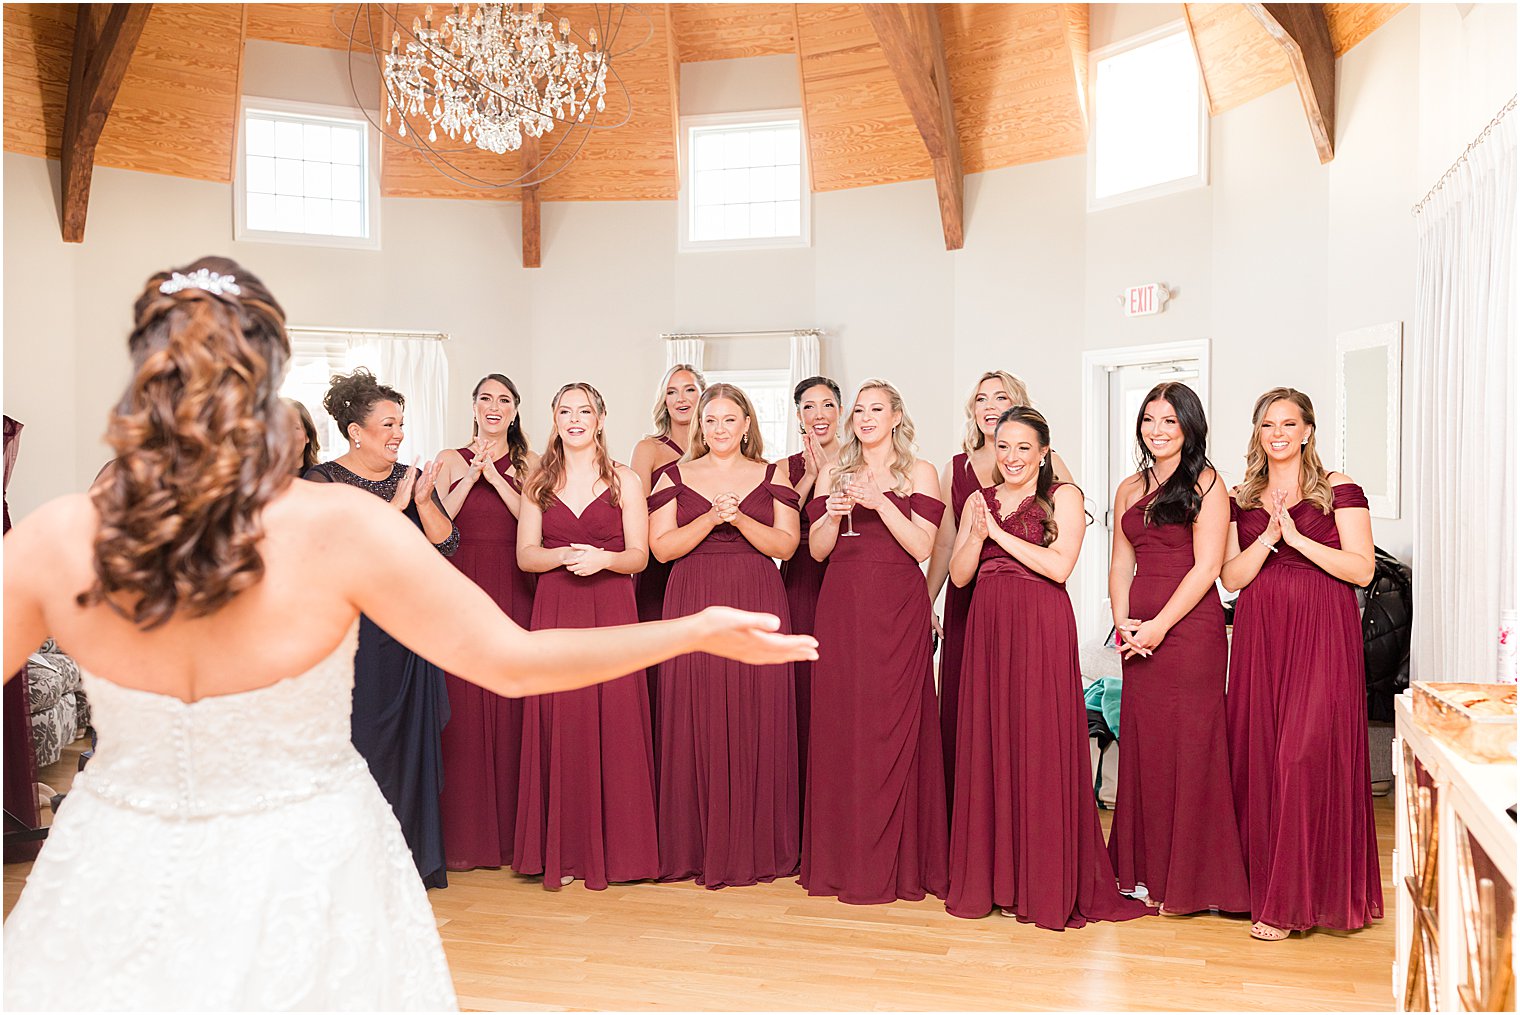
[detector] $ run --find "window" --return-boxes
[282,328,449,464]
[680,110,810,251]
[704,368,794,457]
[1088,23,1209,210]
[236,97,381,249]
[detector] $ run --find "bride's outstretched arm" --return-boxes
[339,488,816,697]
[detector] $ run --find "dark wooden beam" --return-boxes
[60,4,151,242]
[1246,3,1336,163]
[862,3,963,250]
[520,132,541,269]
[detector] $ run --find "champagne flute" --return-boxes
[840,477,860,537]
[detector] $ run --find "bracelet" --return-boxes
[1257,537,1278,554]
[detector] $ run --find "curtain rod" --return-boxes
[1412,94,1516,214]
[662,329,823,341]
[289,326,449,340]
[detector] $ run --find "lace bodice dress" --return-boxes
[2,622,458,1010]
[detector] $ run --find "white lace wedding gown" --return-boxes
[3,622,458,1011]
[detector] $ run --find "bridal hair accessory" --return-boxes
[159,269,242,298]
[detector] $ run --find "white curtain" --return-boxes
[1411,103,1516,683]
[360,336,449,464]
[786,331,822,455]
[666,337,705,373]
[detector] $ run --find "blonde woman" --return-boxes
[515,383,657,890]
[801,379,948,904]
[1221,387,1379,941]
[649,384,801,887]
[925,371,1071,808]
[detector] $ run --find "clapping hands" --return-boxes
[846,469,886,512]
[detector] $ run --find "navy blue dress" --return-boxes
[304,461,458,889]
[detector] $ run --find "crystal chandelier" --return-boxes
[383,3,609,156]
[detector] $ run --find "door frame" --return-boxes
[1078,339,1212,641]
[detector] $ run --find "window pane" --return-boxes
[1094,31,1202,199]
[775,200,800,236]
[723,167,750,204]
[245,155,275,194]
[750,128,775,166]
[275,120,303,159]
[330,126,363,165]
[694,130,722,167]
[695,169,722,206]
[274,158,303,196]
[776,163,801,200]
[332,200,362,237]
[722,204,749,238]
[722,130,749,169]
[304,197,333,234]
[275,194,304,232]
[695,206,722,241]
[331,164,362,201]
[774,126,801,165]
[750,165,776,203]
[246,192,276,230]
[750,202,776,237]
[304,161,331,198]
[303,123,331,164]
[246,116,275,157]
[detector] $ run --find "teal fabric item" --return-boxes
[1083,677,1123,738]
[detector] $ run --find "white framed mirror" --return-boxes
[1335,322,1403,518]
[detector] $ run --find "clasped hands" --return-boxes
[465,439,512,492]
[707,491,743,526]
[561,543,613,577]
[1114,617,1168,660]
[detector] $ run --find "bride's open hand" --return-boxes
[695,606,818,664]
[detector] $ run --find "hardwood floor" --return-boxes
[5,742,1396,1011]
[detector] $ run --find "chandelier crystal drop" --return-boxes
[384,3,609,156]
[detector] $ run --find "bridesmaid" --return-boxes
[432,374,537,871]
[650,384,801,887]
[1221,387,1381,940]
[629,364,707,759]
[802,379,948,904]
[514,383,659,889]
[925,371,1072,807]
[304,368,457,890]
[286,398,320,474]
[945,406,1148,927]
[1106,382,1249,916]
[780,375,842,792]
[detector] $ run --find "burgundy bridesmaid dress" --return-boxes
[938,453,980,808]
[780,452,826,793]
[652,464,800,887]
[634,435,685,771]
[947,485,1150,927]
[439,449,535,870]
[801,489,949,905]
[1106,487,1250,914]
[513,488,659,890]
[1227,483,1383,931]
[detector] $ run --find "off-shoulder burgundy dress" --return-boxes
[651,464,800,887]
[513,488,659,890]
[947,485,1149,927]
[938,452,981,810]
[780,452,826,797]
[634,435,685,774]
[1106,486,1249,914]
[801,489,949,905]
[439,449,535,871]
[1227,483,1383,931]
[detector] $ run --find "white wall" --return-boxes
[5,5,1514,588]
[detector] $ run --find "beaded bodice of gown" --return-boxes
[72,622,367,818]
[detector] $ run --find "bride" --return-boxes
[1,257,816,1011]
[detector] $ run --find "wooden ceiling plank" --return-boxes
[60,3,151,242]
[1246,2,1336,163]
[1059,3,1089,136]
[791,4,817,192]
[1181,4,1217,117]
[862,3,962,249]
[1326,3,1406,57]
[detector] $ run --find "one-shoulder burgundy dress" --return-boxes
[938,452,981,810]
[1106,486,1249,914]
[439,449,535,871]
[513,488,659,890]
[651,464,800,888]
[1227,483,1383,931]
[780,452,827,801]
[947,485,1149,927]
[801,489,949,905]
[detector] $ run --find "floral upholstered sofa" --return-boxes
[26,640,89,769]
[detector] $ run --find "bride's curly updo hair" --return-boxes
[79,256,296,629]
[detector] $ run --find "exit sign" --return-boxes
[1124,283,1168,317]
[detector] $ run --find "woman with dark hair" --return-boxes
[1221,387,1380,941]
[780,374,841,791]
[629,364,708,761]
[285,397,321,474]
[925,371,1072,810]
[1,257,814,1010]
[514,383,658,890]
[1106,382,1249,917]
[431,374,538,871]
[945,406,1147,928]
[650,383,800,887]
[803,379,948,905]
[304,367,458,890]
